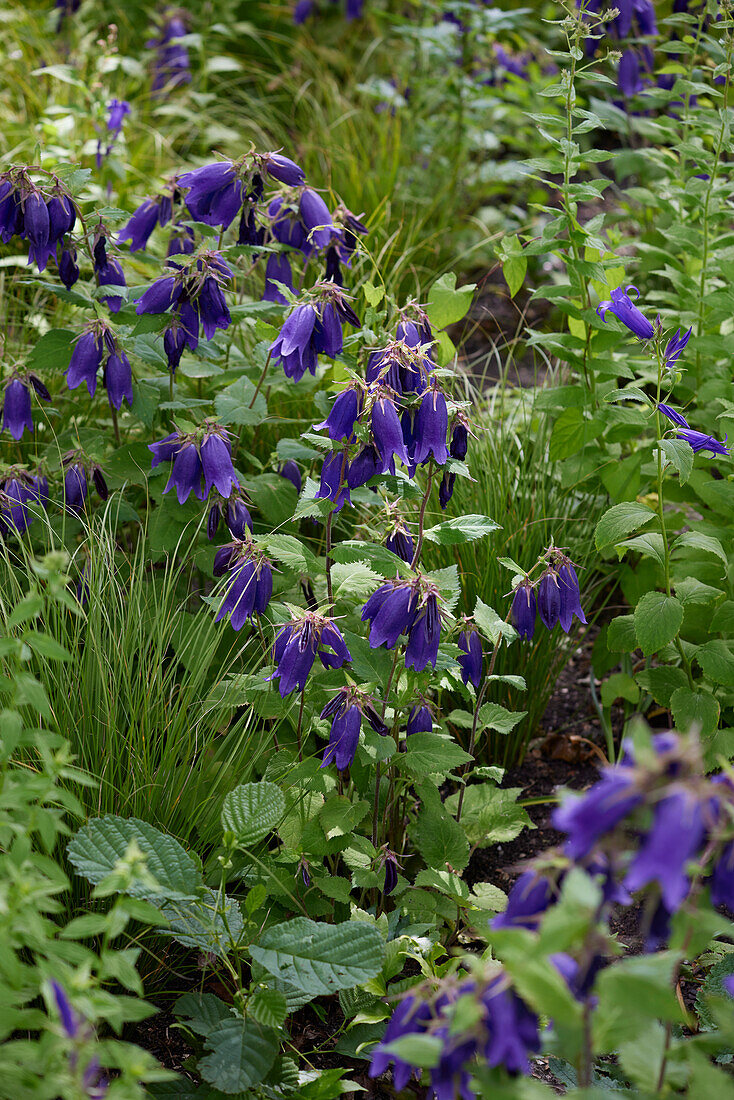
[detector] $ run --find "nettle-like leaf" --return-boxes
[160,889,244,958]
[633,592,684,656]
[423,514,499,545]
[198,1017,280,1094]
[249,917,384,996]
[221,782,286,848]
[595,502,657,551]
[67,816,203,903]
[473,597,518,646]
[445,785,534,847]
[214,376,267,426]
[174,992,233,1037]
[410,805,470,872]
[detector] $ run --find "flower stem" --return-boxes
[296,688,306,762]
[248,351,272,409]
[410,460,434,570]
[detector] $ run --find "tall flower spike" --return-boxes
[597,284,654,341]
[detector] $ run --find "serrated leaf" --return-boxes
[331,561,383,603]
[331,539,406,573]
[659,438,693,485]
[601,672,640,707]
[607,614,637,652]
[214,376,268,427]
[27,328,75,372]
[199,1018,279,1093]
[595,502,656,550]
[473,597,517,646]
[249,918,384,996]
[249,988,287,1029]
[634,592,683,656]
[401,732,472,778]
[477,702,526,736]
[673,531,728,568]
[423,514,499,545]
[445,785,533,846]
[174,992,232,1037]
[258,533,317,574]
[670,687,720,738]
[410,806,470,871]
[697,641,734,687]
[67,816,202,902]
[221,782,285,848]
[615,532,666,568]
[161,889,243,958]
[635,666,688,708]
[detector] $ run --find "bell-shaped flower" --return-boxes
[299,188,336,250]
[104,351,133,410]
[511,579,536,641]
[2,377,34,440]
[200,427,239,498]
[361,579,417,649]
[178,161,243,228]
[492,870,554,931]
[315,450,350,512]
[624,791,706,910]
[165,441,205,503]
[268,612,351,697]
[439,471,456,510]
[557,560,587,632]
[263,252,293,304]
[261,152,305,186]
[406,702,433,737]
[315,386,363,441]
[93,238,127,313]
[597,284,654,341]
[537,568,561,630]
[405,590,442,671]
[371,387,409,472]
[457,627,482,689]
[347,444,381,489]
[214,542,273,630]
[663,327,692,368]
[413,384,449,466]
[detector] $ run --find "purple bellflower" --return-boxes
[663,326,692,368]
[413,383,449,466]
[214,541,273,630]
[263,253,294,304]
[406,702,433,736]
[279,459,302,494]
[624,790,706,910]
[314,385,363,441]
[315,450,350,512]
[62,455,108,515]
[268,612,351,697]
[320,685,388,772]
[457,626,483,689]
[58,243,79,289]
[270,287,358,383]
[438,471,456,510]
[658,402,729,457]
[492,870,554,931]
[405,588,442,671]
[150,13,191,94]
[362,578,417,650]
[178,161,243,229]
[371,387,409,472]
[119,191,174,252]
[0,470,47,536]
[537,568,561,631]
[597,284,655,341]
[347,443,381,489]
[93,237,127,313]
[711,841,734,911]
[299,187,337,250]
[553,764,642,860]
[385,520,413,564]
[557,559,587,633]
[135,251,232,347]
[66,321,133,410]
[2,375,50,440]
[511,579,537,641]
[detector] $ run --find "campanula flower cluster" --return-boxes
[511,553,586,642]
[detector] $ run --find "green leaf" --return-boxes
[249,988,287,1029]
[199,1018,279,1093]
[659,438,693,485]
[23,631,72,662]
[607,614,637,652]
[670,687,720,738]
[67,816,202,902]
[174,992,232,1037]
[257,534,317,574]
[221,782,285,848]
[633,592,684,656]
[477,702,526,736]
[161,890,243,958]
[249,918,384,996]
[635,666,688,708]
[27,328,75,372]
[673,530,728,569]
[363,282,384,308]
[697,640,734,687]
[425,272,476,329]
[401,732,472,778]
[549,408,602,461]
[473,598,517,646]
[214,376,267,427]
[601,672,640,707]
[595,502,656,550]
[331,561,383,603]
[247,473,297,527]
[423,514,499,545]
[410,804,470,871]
[383,1034,442,1069]
[13,673,51,719]
[331,539,406,573]
[445,785,533,846]
[615,532,666,568]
